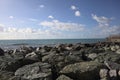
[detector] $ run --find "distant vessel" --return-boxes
[106,34,120,42]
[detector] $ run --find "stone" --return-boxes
[87,53,97,60]
[60,61,106,80]
[95,52,120,63]
[64,55,82,64]
[116,49,120,54]
[109,70,117,80]
[104,61,120,70]
[25,52,41,61]
[15,62,52,80]
[109,70,117,77]
[56,75,73,80]
[0,71,14,80]
[0,56,37,72]
[99,69,109,79]
[0,48,4,56]
[42,52,56,62]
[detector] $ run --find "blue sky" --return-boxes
[0,0,120,39]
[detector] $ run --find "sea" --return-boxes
[0,39,105,49]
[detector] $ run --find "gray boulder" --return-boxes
[25,52,41,61]
[60,61,106,80]
[95,52,120,63]
[56,75,73,80]
[15,62,52,80]
[0,71,14,80]
[0,56,37,72]
[0,48,4,56]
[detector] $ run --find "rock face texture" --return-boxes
[60,61,106,80]
[0,42,120,80]
[15,62,52,80]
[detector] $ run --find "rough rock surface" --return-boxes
[60,61,106,80]
[0,42,120,80]
[15,62,52,80]
[56,75,73,80]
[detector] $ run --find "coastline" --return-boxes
[0,41,120,80]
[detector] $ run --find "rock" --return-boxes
[72,44,81,51]
[109,70,117,80]
[116,49,120,54]
[43,46,52,52]
[99,69,109,80]
[95,52,120,63]
[0,56,37,72]
[104,61,120,70]
[65,47,72,51]
[0,71,14,80]
[87,53,97,60]
[64,55,82,64]
[25,52,41,61]
[42,52,56,62]
[56,75,73,80]
[9,76,21,80]
[15,62,52,80]
[0,48,4,56]
[89,49,105,54]
[20,46,35,54]
[60,61,106,80]
[36,47,42,51]
[110,46,116,51]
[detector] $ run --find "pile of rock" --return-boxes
[0,42,120,80]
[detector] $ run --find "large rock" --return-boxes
[0,56,37,72]
[99,69,109,80]
[60,61,106,80]
[25,52,41,61]
[0,71,14,80]
[15,62,52,80]
[0,48,4,56]
[87,53,97,60]
[56,75,73,80]
[116,49,120,54]
[95,52,120,63]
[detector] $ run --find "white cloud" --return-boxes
[29,18,38,22]
[9,16,14,19]
[39,5,44,8]
[4,27,34,33]
[92,14,120,37]
[48,15,54,19]
[91,14,112,24]
[40,20,84,31]
[0,24,63,39]
[71,5,77,10]
[75,11,80,17]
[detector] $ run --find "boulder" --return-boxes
[0,71,14,80]
[0,56,37,72]
[0,48,4,56]
[87,53,97,60]
[42,52,57,62]
[25,52,41,61]
[99,69,109,80]
[95,52,120,63]
[56,75,73,80]
[116,49,120,54]
[64,55,82,64]
[60,61,106,80]
[20,46,35,54]
[15,62,52,80]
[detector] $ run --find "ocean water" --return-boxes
[0,39,105,48]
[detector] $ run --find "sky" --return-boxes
[0,0,120,39]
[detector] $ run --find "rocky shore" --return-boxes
[0,42,120,80]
